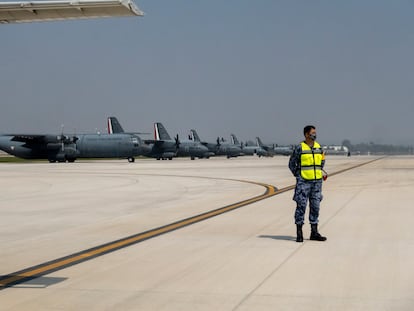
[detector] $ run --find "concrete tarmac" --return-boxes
[0,156,413,310]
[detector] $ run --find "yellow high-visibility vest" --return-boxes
[300,141,323,180]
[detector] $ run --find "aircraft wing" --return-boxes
[9,134,49,143]
[144,139,164,146]
[0,0,143,24]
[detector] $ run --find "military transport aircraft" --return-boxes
[0,130,150,162]
[148,122,213,160]
[230,134,267,157]
[0,0,143,24]
[108,117,177,160]
[107,117,213,160]
[256,137,293,156]
[190,129,242,158]
[189,129,217,155]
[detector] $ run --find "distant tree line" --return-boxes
[342,140,414,155]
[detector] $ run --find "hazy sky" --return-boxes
[1,0,413,145]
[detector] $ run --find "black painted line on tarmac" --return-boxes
[0,157,382,290]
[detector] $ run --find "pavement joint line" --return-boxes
[231,156,385,311]
[0,157,383,290]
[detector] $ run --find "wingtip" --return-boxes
[121,0,144,16]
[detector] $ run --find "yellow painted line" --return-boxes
[0,158,381,289]
[0,178,276,289]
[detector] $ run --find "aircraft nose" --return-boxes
[0,136,12,153]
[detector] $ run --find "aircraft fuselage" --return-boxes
[0,133,148,162]
[176,141,213,159]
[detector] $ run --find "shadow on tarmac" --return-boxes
[258,235,296,241]
[0,276,67,289]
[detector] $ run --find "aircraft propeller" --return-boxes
[57,124,78,151]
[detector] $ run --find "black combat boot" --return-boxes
[310,224,327,241]
[296,224,303,242]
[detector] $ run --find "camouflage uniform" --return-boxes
[289,144,325,225]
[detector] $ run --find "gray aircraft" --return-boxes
[108,117,212,160]
[189,129,218,155]
[256,137,293,156]
[108,117,177,160]
[0,130,150,163]
[190,129,242,158]
[230,134,267,157]
[154,123,213,160]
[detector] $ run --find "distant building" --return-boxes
[322,145,349,156]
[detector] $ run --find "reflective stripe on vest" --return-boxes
[300,141,323,180]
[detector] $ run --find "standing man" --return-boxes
[289,125,327,242]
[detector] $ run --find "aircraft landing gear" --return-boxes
[128,157,135,163]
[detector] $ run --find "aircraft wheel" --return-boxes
[157,158,161,160]
[68,159,76,163]
[168,157,173,160]
[128,157,135,163]
[191,157,195,160]
[49,159,56,163]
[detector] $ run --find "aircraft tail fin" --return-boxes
[154,122,172,141]
[190,129,201,142]
[230,134,239,146]
[108,117,125,134]
[256,137,264,147]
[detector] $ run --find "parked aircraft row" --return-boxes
[0,117,293,163]
[108,118,293,160]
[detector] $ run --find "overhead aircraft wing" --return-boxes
[0,0,143,24]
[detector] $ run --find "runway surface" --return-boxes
[0,156,413,310]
